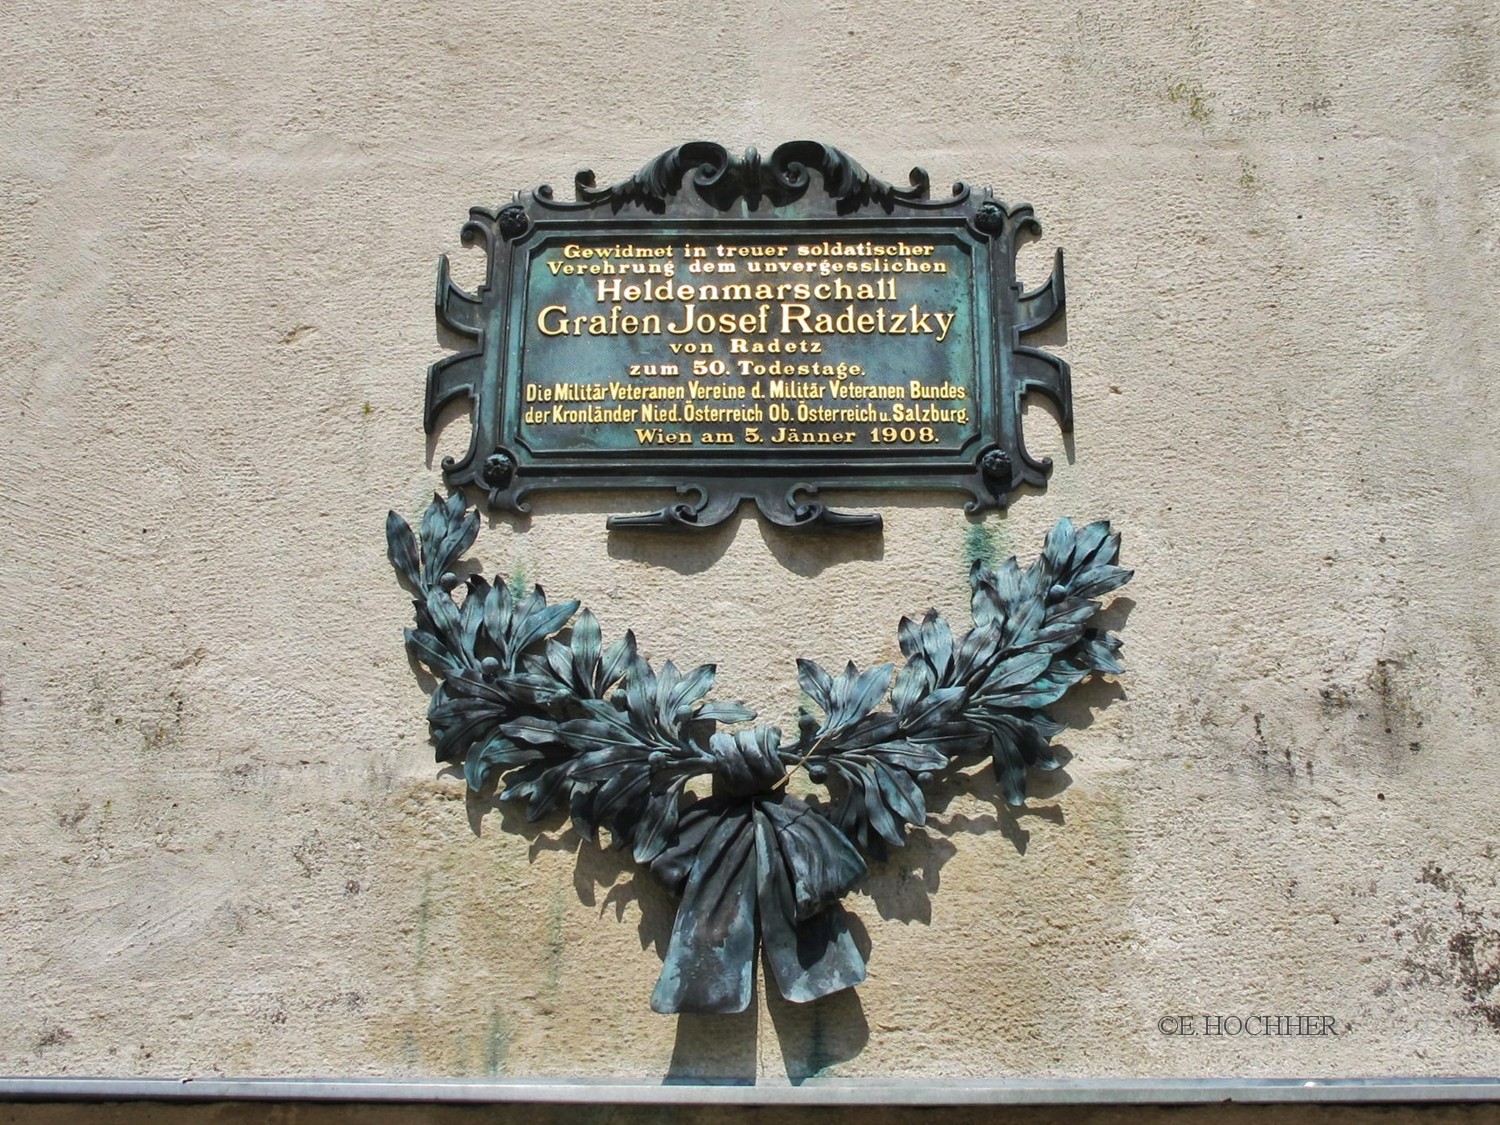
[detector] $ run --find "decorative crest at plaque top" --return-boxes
[528,140,971,215]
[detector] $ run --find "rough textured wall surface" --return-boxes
[2,0,1498,1085]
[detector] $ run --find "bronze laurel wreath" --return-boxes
[387,494,1132,1014]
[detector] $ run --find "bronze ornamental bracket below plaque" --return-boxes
[425,141,1072,531]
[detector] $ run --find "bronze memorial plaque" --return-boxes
[426,141,1071,529]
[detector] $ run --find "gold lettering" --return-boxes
[781,303,812,333]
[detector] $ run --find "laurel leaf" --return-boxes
[826,662,894,732]
[385,511,422,589]
[460,578,487,652]
[429,697,505,766]
[509,593,579,658]
[837,710,902,747]
[841,739,945,772]
[872,760,925,827]
[858,765,902,848]
[999,591,1046,650]
[570,609,602,688]
[989,724,1029,806]
[1079,632,1125,675]
[978,711,1059,771]
[665,663,716,726]
[1041,516,1077,576]
[974,556,1024,622]
[598,631,637,698]
[482,580,514,659]
[981,650,1052,694]
[623,657,658,734]
[890,662,931,716]
[970,570,1004,629]
[519,762,576,821]
[632,776,690,864]
[465,733,533,792]
[951,621,1001,685]
[499,716,562,745]
[979,664,1090,710]
[896,615,923,660]
[404,627,460,676]
[418,493,448,583]
[795,658,834,714]
[423,587,464,650]
[916,611,954,678]
[560,716,653,756]
[892,684,967,734]
[543,637,575,686]
[431,510,479,582]
[584,768,652,847]
[1068,520,1116,574]
[1070,564,1134,601]
[695,701,756,724]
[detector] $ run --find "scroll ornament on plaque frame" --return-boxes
[425,140,1071,530]
[393,143,1131,1015]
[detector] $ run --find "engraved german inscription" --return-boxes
[517,236,977,456]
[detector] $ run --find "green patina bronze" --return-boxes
[426,141,1071,530]
[387,493,1131,1013]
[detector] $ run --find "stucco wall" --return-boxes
[2,0,1498,1084]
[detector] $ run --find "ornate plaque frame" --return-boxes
[426,141,1071,531]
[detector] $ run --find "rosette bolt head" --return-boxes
[483,453,515,488]
[806,762,828,782]
[980,449,1011,483]
[975,201,1005,234]
[439,572,459,592]
[497,205,529,240]
[480,656,501,678]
